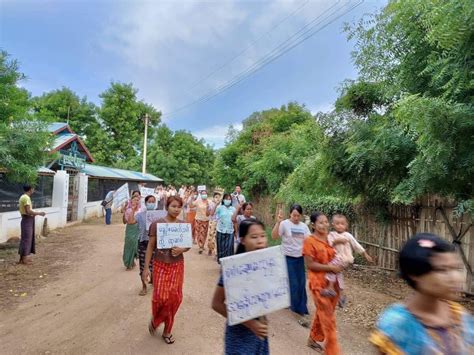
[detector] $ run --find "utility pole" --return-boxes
[142,113,149,174]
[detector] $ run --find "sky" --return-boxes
[1,0,386,148]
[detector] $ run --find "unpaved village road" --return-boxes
[0,218,375,354]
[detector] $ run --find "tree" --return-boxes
[0,51,53,183]
[94,82,161,169]
[32,87,99,142]
[147,125,215,186]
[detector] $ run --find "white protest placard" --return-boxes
[197,185,206,192]
[112,183,129,209]
[146,210,168,231]
[220,246,290,326]
[140,186,155,197]
[156,223,193,249]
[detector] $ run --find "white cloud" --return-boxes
[99,0,335,115]
[193,122,243,148]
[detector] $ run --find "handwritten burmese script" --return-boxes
[156,223,193,249]
[220,246,290,326]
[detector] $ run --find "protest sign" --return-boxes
[139,187,155,197]
[146,210,168,231]
[112,183,129,209]
[156,223,193,249]
[197,185,206,192]
[220,246,290,326]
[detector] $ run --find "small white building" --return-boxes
[0,123,163,243]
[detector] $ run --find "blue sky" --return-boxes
[1,0,385,148]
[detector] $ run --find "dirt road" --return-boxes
[0,218,375,354]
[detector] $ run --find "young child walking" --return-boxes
[212,218,270,354]
[321,214,373,305]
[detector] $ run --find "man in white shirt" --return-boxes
[231,185,246,208]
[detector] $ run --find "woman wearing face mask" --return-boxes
[135,195,156,296]
[272,204,311,328]
[212,219,270,354]
[190,189,210,254]
[122,195,141,270]
[210,193,236,263]
[370,233,473,354]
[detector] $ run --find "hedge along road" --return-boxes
[0,218,374,354]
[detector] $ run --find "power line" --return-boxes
[163,0,363,118]
[188,0,311,91]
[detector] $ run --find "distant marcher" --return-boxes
[122,195,141,270]
[206,192,221,256]
[136,195,156,296]
[211,193,236,263]
[370,233,474,354]
[155,185,166,210]
[212,219,270,354]
[18,185,46,265]
[272,204,311,327]
[191,189,210,254]
[103,189,114,225]
[232,202,255,243]
[142,196,190,345]
[231,185,246,208]
[186,188,198,244]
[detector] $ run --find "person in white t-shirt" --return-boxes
[272,204,311,328]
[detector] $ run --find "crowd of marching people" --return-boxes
[98,183,473,354]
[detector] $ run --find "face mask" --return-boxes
[201,194,208,200]
[224,200,231,207]
[146,203,155,211]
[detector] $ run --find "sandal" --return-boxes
[307,338,324,352]
[162,334,175,344]
[320,289,337,298]
[298,318,311,328]
[148,320,156,336]
[338,295,347,308]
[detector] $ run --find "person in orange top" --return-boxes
[302,211,345,354]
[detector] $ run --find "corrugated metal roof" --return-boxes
[47,122,69,133]
[38,166,55,174]
[82,163,163,182]
[52,133,76,150]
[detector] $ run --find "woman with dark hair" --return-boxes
[210,193,236,263]
[303,211,343,353]
[232,202,255,243]
[122,195,141,270]
[136,195,156,296]
[212,218,270,354]
[370,233,473,354]
[271,204,311,327]
[142,196,190,345]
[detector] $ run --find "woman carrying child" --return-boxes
[303,211,344,354]
[212,218,270,354]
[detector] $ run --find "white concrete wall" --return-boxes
[0,207,62,243]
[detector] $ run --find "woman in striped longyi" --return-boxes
[142,196,190,345]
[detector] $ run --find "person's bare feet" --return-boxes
[139,288,147,296]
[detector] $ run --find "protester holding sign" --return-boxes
[142,196,190,345]
[211,193,236,264]
[135,195,156,296]
[190,189,210,254]
[122,195,141,270]
[212,219,270,354]
[271,204,311,328]
[303,212,344,353]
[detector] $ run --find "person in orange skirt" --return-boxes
[142,196,190,345]
[302,211,344,354]
[185,187,198,244]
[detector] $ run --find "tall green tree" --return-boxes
[0,51,53,183]
[94,82,161,169]
[147,125,215,186]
